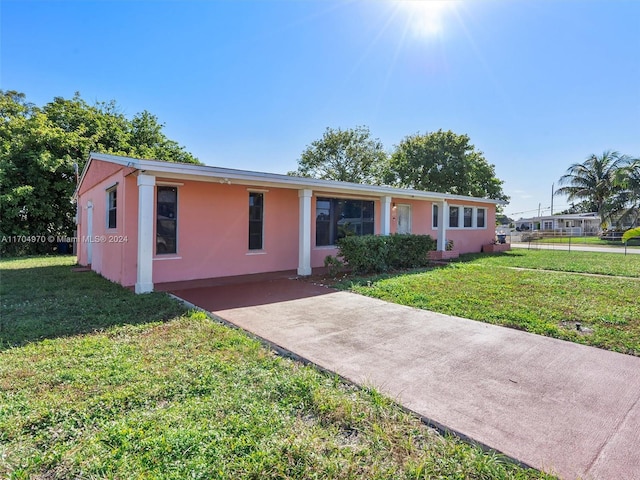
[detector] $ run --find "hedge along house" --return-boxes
[75,153,503,293]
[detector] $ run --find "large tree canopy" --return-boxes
[554,151,633,228]
[288,126,387,184]
[385,130,509,202]
[0,90,199,255]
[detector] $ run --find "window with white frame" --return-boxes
[432,204,438,228]
[476,208,486,228]
[463,207,473,228]
[448,205,488,229]
[316,198,374,246]
[249,192,264,250]
[157,186,177,254]
[107,185,117,229]
[449,206,460,228]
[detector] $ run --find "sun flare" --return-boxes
[397,0,454,38]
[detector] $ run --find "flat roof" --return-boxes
[77,152,506,205]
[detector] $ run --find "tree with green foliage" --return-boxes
[613,158,640,227]
[555,151,632,228]
[558,200,598,215]
[0,90,200,255]
[289,126,388,184]
[385,130,509,202]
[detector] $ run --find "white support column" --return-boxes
[136,174,156,294]
[380,196,392,235]
[297,189,312,276]
[437,200,447,252]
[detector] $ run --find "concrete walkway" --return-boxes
[172,279,640,480]
[511,242,640,254]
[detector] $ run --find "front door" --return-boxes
[397,204,412,234]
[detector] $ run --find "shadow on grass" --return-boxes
[0,260,186,351]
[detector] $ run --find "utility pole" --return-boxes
[550,183,554,215]
[538,203,541,218]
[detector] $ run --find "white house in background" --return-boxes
[515,213,601,235]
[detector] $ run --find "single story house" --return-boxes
[75,153,504,293]
[515,213,600,235]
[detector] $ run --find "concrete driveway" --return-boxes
[172,278,640,480]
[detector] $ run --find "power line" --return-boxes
[509,207,550,216]
[508,205,573,217]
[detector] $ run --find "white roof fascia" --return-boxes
[73,156,94,200]
[87,152,505,206]
[73,153,137,200]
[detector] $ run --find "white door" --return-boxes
[397,204,412,234]
[87,201,93,264]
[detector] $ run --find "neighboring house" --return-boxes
[75,153,503,293]
[515,213,600,235]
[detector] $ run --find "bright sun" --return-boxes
[397,0,454,38]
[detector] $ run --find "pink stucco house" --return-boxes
[75,152,503,293]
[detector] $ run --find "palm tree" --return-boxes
[613,158,640,227]
[555,151,631,228]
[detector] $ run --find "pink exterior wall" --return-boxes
[429,200,496,253]
[150,181,300,285]
[390,198,496,252]
[307,196,497,266]
[77,205,88,266]
[78,160,128,196]
[78,159,498,288]
[77,167,131,286]
[121,175,140,287]
[390,198,432,234]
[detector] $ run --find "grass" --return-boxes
[0,256,553,479]
[518,236,640,247]
[0,256,185,350]
[340,250,640,356]
[457,249,640,278]
[524,236,617,245]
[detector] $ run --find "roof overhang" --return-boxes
[75,152,506,206]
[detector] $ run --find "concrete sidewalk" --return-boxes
[172,279,640,480]
[511,242,640,254]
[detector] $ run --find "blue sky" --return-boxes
[2,0,639,219]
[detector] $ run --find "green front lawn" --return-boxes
[342,251,640,356]
[0,256,552,479]
[525,236,621,245]
[0,256,185,350]
[519,236,640,247]
[457,249,640,277]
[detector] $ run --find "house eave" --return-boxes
[82,152,505,205]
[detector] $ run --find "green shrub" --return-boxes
[323,255,345,276]
[337,234,436,274]
[387,234,437,269]
[337,235,389,273]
